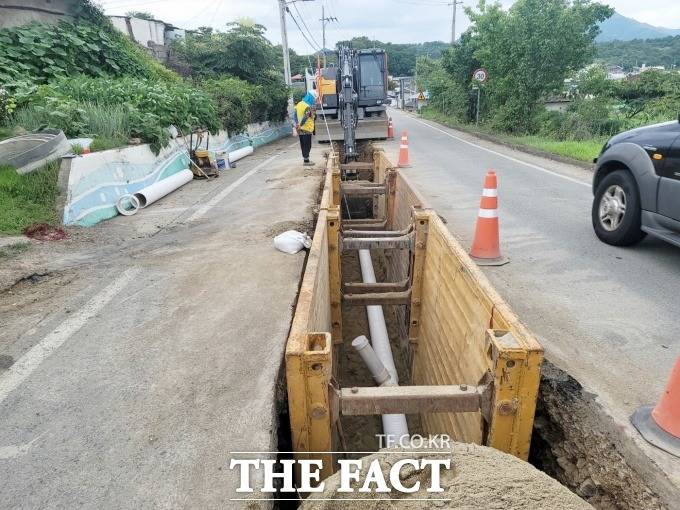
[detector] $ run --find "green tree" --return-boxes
[614,70,680,120]
[173,22,278,83]
[334,37,451,76]
[575,65,614,97]
[465,0,613,132]
[417,56,470,120]
[441,32,479,88]
[596,36,680,71]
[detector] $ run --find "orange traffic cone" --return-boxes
[398,130,410,167]
[631,356,680,457]
[387,117,394,139]
[469,171,509,266]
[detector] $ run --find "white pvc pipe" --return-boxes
[116,194,140,216]
[358,249,410,443]
[133,169,193,208]
[358,250,399,382]
[228,145,254,164]
[352,335,391,386]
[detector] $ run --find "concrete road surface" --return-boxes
[385,107,680,466]
[0,136,321,509]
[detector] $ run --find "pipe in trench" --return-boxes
[358,248,410,443]
[352,335,391,386]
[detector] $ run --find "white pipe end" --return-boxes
[352,335,370,350]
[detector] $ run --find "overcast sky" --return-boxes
[98,0,680,52]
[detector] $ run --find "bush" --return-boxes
[81,103,130,139]
[260,72,289,122]
[11,76,220,151]
[89,136,128,152]
[12,95,86,136]
[533,98,626,141]
[292,88,305,105]
[200,77,252,135]
[0,87,16,124]
[0,21,179,90]
[488,99,537,134]
[200,72,288,135]
[418,58,470,122]
[54,76,219,131]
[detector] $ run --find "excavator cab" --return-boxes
[357,50,388,109]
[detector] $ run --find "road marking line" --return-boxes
[0,268,140,405]
[187,154,280,222]
[408,116,591,188]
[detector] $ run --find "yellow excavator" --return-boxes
[308,45,390,162]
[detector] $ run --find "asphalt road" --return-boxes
[0,137,320,509]
[387,108,680,425]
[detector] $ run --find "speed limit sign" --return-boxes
[473,68,488,83]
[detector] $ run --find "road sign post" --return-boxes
[472,68,488,126]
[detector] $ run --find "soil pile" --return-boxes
[301,443,592,509]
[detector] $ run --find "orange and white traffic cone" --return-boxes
[631,356,680,457]
[398,130,410,167]
[469,171,509,266]
[387,117,394,139]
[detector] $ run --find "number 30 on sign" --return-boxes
[473,68,488,83]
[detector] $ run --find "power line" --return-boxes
[325,0,338,22]
[287,7,321,52]
[292,2,322,50]
[183,0,221,27]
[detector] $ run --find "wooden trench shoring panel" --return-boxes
[285,161,334,479]
[284,150,544,484]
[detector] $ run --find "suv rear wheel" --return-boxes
[592,170,646,246]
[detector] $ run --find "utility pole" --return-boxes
[278,0,293,86]
[320,5,337,67]
[450,0,463,44]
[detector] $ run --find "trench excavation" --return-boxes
[276,144,670,509]
[529,362,666,509]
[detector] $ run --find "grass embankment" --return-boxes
[421,109,605,163]
[0,162,60,235]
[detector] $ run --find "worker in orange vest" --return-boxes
[293,90,317,166]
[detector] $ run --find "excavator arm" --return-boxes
[338,45,358,161]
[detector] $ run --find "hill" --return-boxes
[597,12,680,42]
[596,35,680,70]
[335,37,450,76]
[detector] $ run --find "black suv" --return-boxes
[592,118,680,247]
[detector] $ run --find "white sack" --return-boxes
[274,230,312,254]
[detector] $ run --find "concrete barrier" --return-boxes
[61,122,292,227]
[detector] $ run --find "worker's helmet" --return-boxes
[303,90,319,107]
